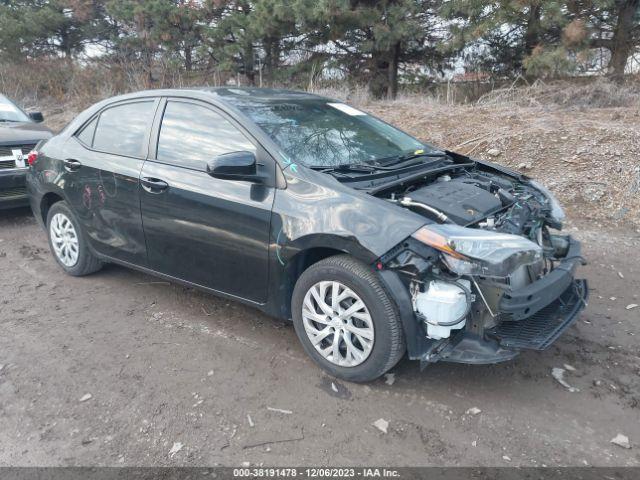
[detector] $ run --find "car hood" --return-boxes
[0,122,53,144]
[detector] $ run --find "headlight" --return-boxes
[529,180,566,228]
[412,224,542,277]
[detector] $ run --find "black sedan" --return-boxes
[26,88,587,381]
[0,94,52,209]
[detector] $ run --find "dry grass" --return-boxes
[476,77,640,109]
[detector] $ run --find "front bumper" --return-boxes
[426,237,587,364]
[379,235,588,365]
[0,168,28,209]
[427,278,588,365]
[498,236,584,321]
[489,279,588,351]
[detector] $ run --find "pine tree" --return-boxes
[104,0,208,85]
[294,0,446,98]
[0,0,109,60]
[442,0,569,77]
[569,0,640,81]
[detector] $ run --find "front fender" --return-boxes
[273,166,426,262]
[263,168,426,320]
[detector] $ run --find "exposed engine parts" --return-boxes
[383,169,553,240]
[390,195,450,223]
[378,164,580,347]
[399,180,503,225]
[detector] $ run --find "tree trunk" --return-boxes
[369,41,401,100]
[608,0,639,82]
[387,42,400,99]
[59,27,72,58]
[264,39,273,83]
[523,4,542,56]
[522,3,543,78]
[144,48,154,89]
[369,51,390,99]
[244,43,256,86]
[264,36,280,85]
[185,46,193,72]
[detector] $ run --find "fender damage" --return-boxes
[264,165,427,320]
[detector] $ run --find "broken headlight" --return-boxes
[529,180,566,228]
[412,224,542,277]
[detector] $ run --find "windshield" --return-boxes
[0,95,30,123]
[231,99,426,167]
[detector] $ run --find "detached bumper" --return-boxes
[499,236,584,321]
[418,237,588,365]
[489,279,588,350]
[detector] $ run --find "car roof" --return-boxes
[200,87,328,102]
[102,87,329,106]
[62,87,336,165]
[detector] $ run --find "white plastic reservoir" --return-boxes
[415,280,470,339]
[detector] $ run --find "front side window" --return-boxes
[0,94,30,123]
[228,99,426,167]
[93,101,155,157]
[157,101,256,170]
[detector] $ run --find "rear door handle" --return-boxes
[140,176,169,193]
[64,158,82,172]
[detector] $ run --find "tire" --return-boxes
[292,255,406,382]
[46,201,103,276]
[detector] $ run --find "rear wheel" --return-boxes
[46,201,102,276]
[292,255,405,382]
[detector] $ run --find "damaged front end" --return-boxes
[375,162,589,365]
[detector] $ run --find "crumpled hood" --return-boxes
[0,122,53,144]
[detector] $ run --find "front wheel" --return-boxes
[292,255,406,382]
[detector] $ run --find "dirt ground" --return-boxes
[1,97,640,467]
[1,208,639,467]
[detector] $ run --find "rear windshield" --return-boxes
[229,99,425,167]
[0,95,30,123]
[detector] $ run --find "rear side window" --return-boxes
[76,117,97,146]
[93,101,155,157]
[157,101,255,170]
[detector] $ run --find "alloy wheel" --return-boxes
[50,213,79,267]
[302,280,375,367]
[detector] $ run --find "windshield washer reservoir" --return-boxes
[416,280,470,339]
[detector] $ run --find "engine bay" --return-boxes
[366,159,580,353]
[380,169,556,240]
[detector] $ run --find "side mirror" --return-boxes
[207,151,259,182]
[29,112,44,123]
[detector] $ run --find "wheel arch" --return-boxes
[40,190,65,225]
[274,246,348,321]
[268,229,383,321]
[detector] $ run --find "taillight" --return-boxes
[27,151,38,166]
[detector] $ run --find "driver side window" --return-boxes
[157,101,256,171]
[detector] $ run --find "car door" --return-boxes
[62,99,158,265]
[139,98,275,303]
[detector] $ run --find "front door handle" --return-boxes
[140,176,169,193]
[64,158,82,172]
